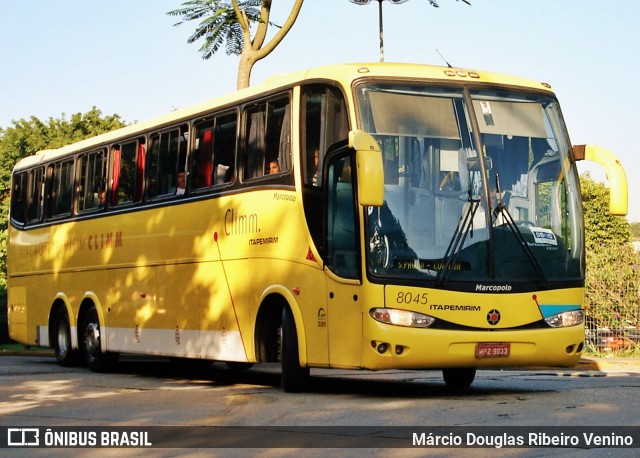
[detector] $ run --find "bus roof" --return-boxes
[13,62,555,171]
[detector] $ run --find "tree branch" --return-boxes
[251,0,272,51]
[252,0,303,60]
[232,0,253,49]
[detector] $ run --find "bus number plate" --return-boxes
[475,343,510,358]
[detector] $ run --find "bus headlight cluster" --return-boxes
[544,310,584,328]
[369,308,435,328]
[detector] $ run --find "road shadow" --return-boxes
[96,357,545,398]
[18,353,552,398]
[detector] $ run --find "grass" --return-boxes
[582,341,640,358]
[0,343,51,353]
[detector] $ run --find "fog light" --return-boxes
[395,345,404,355]
[377,343,388,354]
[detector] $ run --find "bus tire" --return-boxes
[81,305,118,372]
[442,367,476,389]
[281,307,309,393]
[53,307,81,367]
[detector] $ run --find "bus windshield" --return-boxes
[356,83,584,287]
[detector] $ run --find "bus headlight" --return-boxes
[369,308,435,328]
[544,310,584,328]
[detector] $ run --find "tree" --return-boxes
[580,173,639,346]
[168,0,304,89]
[0,108,125,343]
[0,109,124,196]
[580,173,630,250]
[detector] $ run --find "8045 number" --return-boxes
[396,291,428,305]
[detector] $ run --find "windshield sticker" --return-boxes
[531,227,558,246]
[480,101,495,126]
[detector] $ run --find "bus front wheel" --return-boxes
[53,307,81,366]
[280,307,309,393]
[81,306,118,372]
[442,368,476,389]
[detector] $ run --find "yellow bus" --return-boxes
[7,63,628,391]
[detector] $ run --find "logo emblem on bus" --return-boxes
[487,309,501,325]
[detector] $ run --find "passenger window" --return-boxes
[192,112,236,190]
[47,159,74,219]
[10,171,28,225]
[27,168,44,224]
[147,126,188,198]
[300,84,349,254]
[242,97,291,181]
[78,150,107,212]
[301,85,349,187]
[111,138,145,206]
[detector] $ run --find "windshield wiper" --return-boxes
[492,174,547,286]
[437,189,480,287]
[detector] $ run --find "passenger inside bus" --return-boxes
[268,159,280,174]
[176,171,186,196]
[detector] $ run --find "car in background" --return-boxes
[585,318,639,353]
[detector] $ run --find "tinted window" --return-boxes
[243,97,291,181]
[47,160,74,219]
[27,168,44,224]
[10,171,28,225]
[301,85,349,187]
[147,126,188,198]
[78,150,107,212]
[111,139,145,206]
[192,113,236,190]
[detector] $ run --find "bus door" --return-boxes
[324,149,364,368]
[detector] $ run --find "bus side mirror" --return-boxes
[349,130,384,207]
[573,144,628,216]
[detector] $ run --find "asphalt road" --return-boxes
[1,352,639,457]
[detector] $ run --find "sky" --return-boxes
[1,0,638,221]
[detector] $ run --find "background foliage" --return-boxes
[581,174,640,355]
[0,109,125,342]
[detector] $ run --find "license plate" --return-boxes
[475,343,510,358]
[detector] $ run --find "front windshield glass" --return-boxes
[356,82,583,287]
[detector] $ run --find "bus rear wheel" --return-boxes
[53,307,81,366]
[280,307,309,393]
[442,368,476,389]
[81,306,118,372]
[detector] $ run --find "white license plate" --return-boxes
[475,343,510,358]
